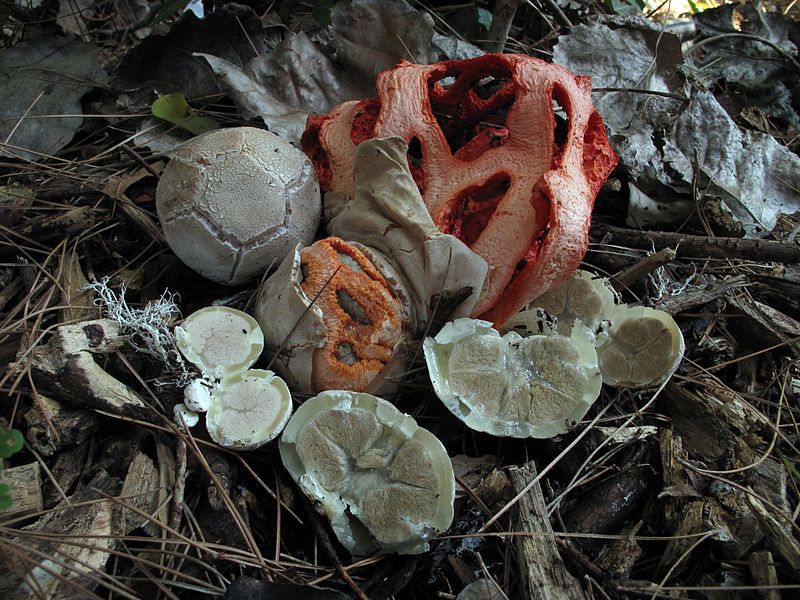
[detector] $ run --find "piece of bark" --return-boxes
[562,444,654,555]
[0,277,24,311]
[24,394,101,457]
[44,443,89,508]
[594,523,642,579]
[150,435,175,538]
[665,382,761,468]
[611,247,677,290]
[658,429,700,530]
[653,275,748,315]
[0,462,43,518]
[748,551,780,600]
[0,470,121,600]
[115,451,159,535]
[27,320,154,422]
[746,493,800,572]
[508,462,586,600]
[657,500,718,577]
[593,224,800,264]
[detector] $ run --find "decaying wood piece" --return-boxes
[748,551,780,600]
[0,470,121,600]
[746,493,800,572]
[657,500,728,576]
[658,429,700,530]
[27,319,155,421]
[611,247,677,290]
[593,224,800,263]
[653,275,748,315]
[665,382,762,467]
[508,463,586,600]
[0,462,43,518]
[24,394,101,457]
[115,451,160,535]
[594,522,643,579]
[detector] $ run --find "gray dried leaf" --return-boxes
[317,0,437,84]
[669,92,800,237]
[0,37,108,161]
[201,33,364,143]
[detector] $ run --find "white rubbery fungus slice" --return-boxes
[173,403,199,428]
[507,269,617,336]
[596,306,684,388]
[279,390,455,556]
[424,318,602,438]
[205,369,293,449]
[175,306,264,379]
[183,378,213,412]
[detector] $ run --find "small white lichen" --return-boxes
[85,277,192,386]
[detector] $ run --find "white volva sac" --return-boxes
[280,391,455,556]
[424,318,602,439]
[156,127,321,286]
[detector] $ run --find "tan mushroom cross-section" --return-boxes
[280,391,456,556]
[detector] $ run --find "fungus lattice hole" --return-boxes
[429,67,515,161]
[552,86,570,161]
[441,173,511,247]
[582,111,611,192]
[336,289,371,325]
[337,342,358,365]
[406,136,425,191]
[350,98,381,146]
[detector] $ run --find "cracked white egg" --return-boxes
[279,390,455,556]
[175,306,263,380]
[424,318,602,438]
[596,305,685,389]
[156,127,321,286]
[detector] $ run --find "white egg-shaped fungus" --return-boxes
[424,318,602,438]
[156,127,321,285]
[280,390,455,556]
[175,306,263,380]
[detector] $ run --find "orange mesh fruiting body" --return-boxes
[299,237,404,392]
[301,54,617,327]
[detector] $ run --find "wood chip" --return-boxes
[0,462,43,518]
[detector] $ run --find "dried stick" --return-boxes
[593,225,800,264]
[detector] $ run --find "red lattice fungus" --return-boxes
[302,54,617,327]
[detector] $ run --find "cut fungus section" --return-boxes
[255,239,407,394]
[279,390,455,556]
[302,54,618,327]
[299,238,405,392]
[424,318,602,438]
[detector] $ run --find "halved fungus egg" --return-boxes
[279,390,455,555]
[173,306,292,449]
[255,237,408,394]
[424,318,602,438]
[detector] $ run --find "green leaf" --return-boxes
[0,483,11,495]
[0,494,13,510]
[313,0,335,29]
[152,93,219,135]
[0,428,23,459]
[151,0,195,26]
[476,7,493,31]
